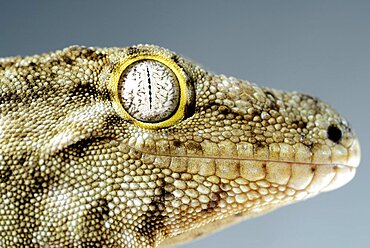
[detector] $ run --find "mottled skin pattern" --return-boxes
[0,45,360,247]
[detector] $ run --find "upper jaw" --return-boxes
[346,138,361,168]
[319,138,360,192]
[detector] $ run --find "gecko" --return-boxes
[0,45,361,247]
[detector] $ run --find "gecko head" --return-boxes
[101,44,361,245]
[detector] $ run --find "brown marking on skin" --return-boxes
[170,55,180,64]
[218,106,230,115]
[69,82,99,97]
[262,162,267,170]
[264,90,279,111]
[234,212,243,217]
[77,198,111,246]
[83,48,107,61]
[172,140,182,148]
[254,141,265,148]
[201,191,221,217]
[67,137,114,158]
[292,120,307,129]
[127,47,140,56]
[185,141,203,153]
[62,55,73,65]
[301,94,319,104]
[0,60,16,69]
[0,166,12,183]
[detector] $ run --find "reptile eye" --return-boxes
[109,50,188,129]
[327,125,342,143]
[120,60,180,122]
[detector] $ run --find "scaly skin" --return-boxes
[0,45,360,247]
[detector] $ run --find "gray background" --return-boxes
[1,0,369,247]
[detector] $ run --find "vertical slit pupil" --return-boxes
[146,66,152,109]
[327,125,342,143]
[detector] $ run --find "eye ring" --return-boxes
[109,51,188,129]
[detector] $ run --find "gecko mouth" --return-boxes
[130,137,360,194]
[164,156,358,194]
[125,134,360,198]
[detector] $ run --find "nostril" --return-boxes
[327,125,342,144]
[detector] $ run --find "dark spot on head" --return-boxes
[184,84,196,119]
[265,91,275,99]
[32,74,41,82]
[172,140,182,147]
[127,47,140,56]
[292,120,307,129]
[66,137,114,158]
[264,90,279,110]
[220,183,229,191]
[185,141,203,153]
[164,192,174,201]
[78,198,110,243]
[0,167,13,183]
[301,94,319,103]
[171,55,180,64]
[82,48,107,61]
[208,201,218,209]
[102,115,121,130]
[251,108,262,117]
[155,180,169,201]
[31,173,52,195]
[183,76,197,120]
[254,141,264,148]
[83,48,95,57]
[70,82,98,97]
[202,200,218,214]
[311,166,316,173]
[327,125,342,144]
[0,60,15,69]
[218,106,230,115]
[62,55,73,65]
[0,91,13,104]
[306,141,313,149]
[234,212,243,217]
[28,170,52,196]
[299,122,307,129]
[17,154,27,166]
[149,199,164,213]
[345,125,352,133]
[90,198,109,222]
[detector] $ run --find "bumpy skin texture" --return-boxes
[0,45,360,247]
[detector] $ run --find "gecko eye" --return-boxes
[120,60,180,122]
[109,51,189,129]
[327,125,342,143]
